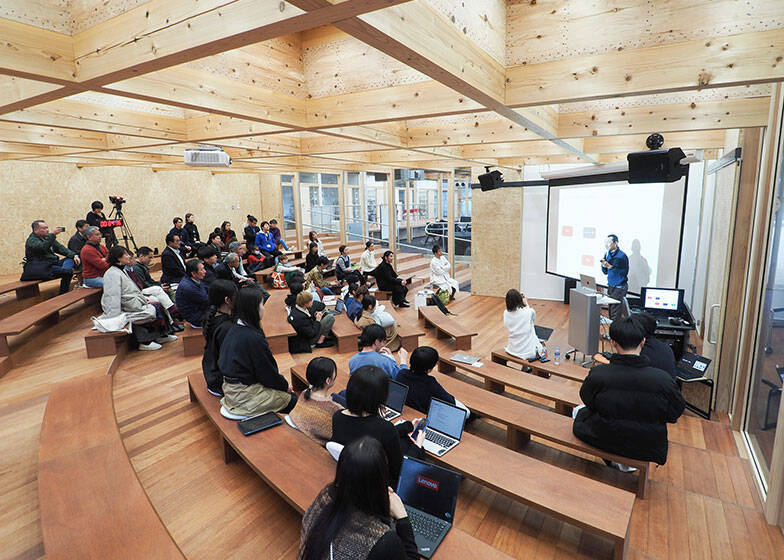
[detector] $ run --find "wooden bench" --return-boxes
[438,354,582,416]
[263,291,296,354]
[186,373,512,560]
[181,324,204,356]
[331,311,424,354]
[84,329,131,358]
[288,365,635,558]
[418,305,477,350]
[491,348,589,384]
[0,288,101,356]
[39,375,184,559]
[0,279,46,300]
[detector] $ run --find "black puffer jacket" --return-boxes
[573,353,685,465]
[287,306,319,354]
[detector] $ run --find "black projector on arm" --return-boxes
[627,134,689,183]
[478,167,504,191]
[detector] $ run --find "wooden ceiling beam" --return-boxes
[506,28,784,108]
[582,130,727,153]
[0,18,74,84]
[558,97,770,138]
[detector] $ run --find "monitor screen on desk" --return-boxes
[641,287,683,312]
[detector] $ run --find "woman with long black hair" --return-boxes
[299,437,418,560]
[201,279,237,397]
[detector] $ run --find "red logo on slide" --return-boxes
[561,226,573,237]
[582,255,595,267]
[416,475,440,492]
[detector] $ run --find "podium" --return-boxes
[568,289,600,365]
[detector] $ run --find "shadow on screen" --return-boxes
[628,238,651,294]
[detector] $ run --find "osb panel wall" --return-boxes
[471,172,524,297]
[0,161,274,276]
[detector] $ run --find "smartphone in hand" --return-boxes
[410,418,429,440]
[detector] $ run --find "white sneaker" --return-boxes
[155,334,178,344]
[610,461,637,473]
[139,342,162,351]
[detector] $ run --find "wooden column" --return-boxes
[360,172,368,241]
[293,172,303,250]
[386,170,397,264]
[338,172,346,244]
[447,170,455,272]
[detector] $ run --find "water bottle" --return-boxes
[554,347,561,365]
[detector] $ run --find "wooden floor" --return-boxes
[1,281,784,560]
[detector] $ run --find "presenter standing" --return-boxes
[600,234,629,321]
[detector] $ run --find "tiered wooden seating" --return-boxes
[39,375,184,559]
[331,311,424,354]
[181,324,204,356]
[0,279,46,300]
[84,329,131,358]
[263,291,296,354]
[186,373,512,560]
[418,305,477,350]
[491,348,589,383]
[288,365,635,558]
[438,354,582,416]
[0,288,101,356]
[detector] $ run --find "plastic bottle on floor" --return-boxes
[554,347,561,365]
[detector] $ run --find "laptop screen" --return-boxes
[641,287,683,312]
[427,398,466,440]
[678,352,711,376]
[386,380,408,412]
[396,456,461,521]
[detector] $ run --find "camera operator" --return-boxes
[86,200,117,248]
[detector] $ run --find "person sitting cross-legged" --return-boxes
[572,316,686,472]
[176,259,210,327]
[373,250,409,308]
[348,324,407,380]
[305,256,339,296]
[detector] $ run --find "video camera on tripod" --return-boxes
[106,195,138,251]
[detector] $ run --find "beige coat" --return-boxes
[101,265,157,324]
[354,310,401,352]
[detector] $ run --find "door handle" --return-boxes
[707,304,720,344]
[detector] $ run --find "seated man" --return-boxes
[160,232,186,286]
[135,246,171,294]
[305,256,339,295]
[207,231,224,257]
[396,346,469,419]
[227,241,252,277]
[334,244,362,285]
[176,259,210,327]
[23,220,81,294]
[430,244,459,299]
[79,226,109,288]
[348,324,408,380]
[198,245,220,286]
[572,316,685,471]
[632,312,677,380]
[374,250,409,308]
[67,219,89,255]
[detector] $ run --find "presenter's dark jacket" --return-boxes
[573,353,685,464]
[175,276,209,326]
[641,337,677,381]
[217,322,286,391]
[134,262,160,288]
[373,261,402,291]
[601,248,629,287]
[202,311,233,395]
[395,367,456,414]
[25,232,76,263]
[160,246,186,285]
[287,306,320,354]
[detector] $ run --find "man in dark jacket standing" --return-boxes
[573,316,685,470]
[24,220,81,294]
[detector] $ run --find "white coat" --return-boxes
[101,265,157,324]
[503,306,543,360]
[359,249,377,273]
[430,256,459,293]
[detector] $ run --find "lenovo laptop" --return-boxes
[422,398,467,457]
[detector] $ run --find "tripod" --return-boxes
[108,205,138,252]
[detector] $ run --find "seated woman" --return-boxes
[374,250,409,307]
[359,240,378,279]
[344,282,367,321]
[287,290,335,353]
[429,244,459,299]
[101,245,176,351]
[201,279,237,397]
[354,295,401,352]
[287,357,343,445]
[274,252,304,286]
[396,346,470,419]
[503,288,543,360]
[300,436,418,560]
[218,288,297,417]
[308,230,327,257]
[304,242,320,272]
[331,365,425,485]
[219,220,237,245]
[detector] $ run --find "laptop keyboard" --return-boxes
[408,509,445,541]
[425,429,453,448]
[381,407,398,421]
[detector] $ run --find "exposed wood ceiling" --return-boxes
[0,0,781,174]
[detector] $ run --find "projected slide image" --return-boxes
[547,179,686,291]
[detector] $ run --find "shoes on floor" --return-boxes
[315,339,335,348]
[171,322,185,332]
[155,334,178,344]
[604,459,637,473]
[139,342,162,351]
[397,302,411,308]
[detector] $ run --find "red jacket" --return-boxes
[80,243,109,279]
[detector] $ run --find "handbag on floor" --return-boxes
[20,259,54,281]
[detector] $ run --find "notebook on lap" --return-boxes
[380,379,408,421]
[422,398,467,457]
[396,456,462,559]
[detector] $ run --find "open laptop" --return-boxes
[422,398,467,457]
[534,325,554,341]
[396,456,462,559]
[580,274,597,293]
[676,352,711,380]
[380,379,408,421]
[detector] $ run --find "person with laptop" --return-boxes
[332,366,425,485]
[396,346,470,420]
[349,324,408,380]
[572,317,685,470]
[600,234,629,321]
[299,437,419,560]
[632,312,677,380]
[288,357,344,446]
[502,289,544,360]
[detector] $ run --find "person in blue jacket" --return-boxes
[254,220,281,266]
[600,234,629,321]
